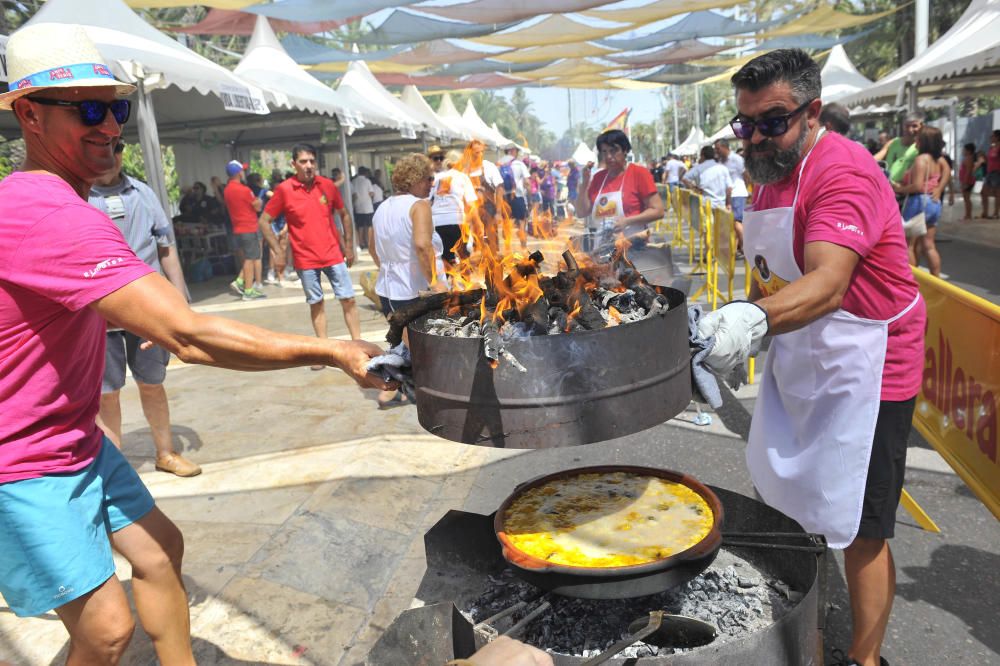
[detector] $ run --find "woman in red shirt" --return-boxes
[575,129,664,248]
[981,130,1000,218]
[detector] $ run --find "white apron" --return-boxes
[593,165,647,239]
[744,130,920,549]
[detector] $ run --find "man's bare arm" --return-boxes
[91,273,390,388]
[754,240,860,335]
[157,244,190,302]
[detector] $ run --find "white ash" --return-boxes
[461,549,796,660]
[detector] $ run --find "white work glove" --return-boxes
[696,301,769,386]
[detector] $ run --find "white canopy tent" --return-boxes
[399,84,467,142]
[821,44,873,102]
[335,61,424,140]
[702,123,736,147]
[11,0,271,212]
[462,101,507,148]
[839,0,1000,105]
[674,126,708,156]
[571,141,598,166]
[436,93,484,143]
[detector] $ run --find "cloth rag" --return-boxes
[366,343,415,401]
[688,305,725,408]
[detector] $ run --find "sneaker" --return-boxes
[264,273,279,285]
[229,276,245,296]
[242,288,267,301]
[829,649,889,666]
[253,281,265,290]
[155,453,202,477]
[283,269,299,282]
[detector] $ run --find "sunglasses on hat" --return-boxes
[29,97,131,127]
[729,98,814,140]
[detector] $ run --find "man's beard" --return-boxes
[745,120,809,184]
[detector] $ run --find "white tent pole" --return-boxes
[915,0,929,57]
[337,116,356,248]
[949,98,959,165]
[672,86,680,147]
[135,78,171,218]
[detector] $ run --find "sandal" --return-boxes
[377,391,410,410]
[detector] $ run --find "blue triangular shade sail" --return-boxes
[435,59,556,76]
[637,63,726,84]
[244,0,422,22]
[353,10,516,45]
[600,10,798,51]
[280,35,406,64]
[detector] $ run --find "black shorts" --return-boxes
[355,212,374,228]
[236,231,262,260]
[437,224,463,264]
[856,397,916,540]
[508,195,528,221]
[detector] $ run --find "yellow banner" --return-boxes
[913,270,1000,520]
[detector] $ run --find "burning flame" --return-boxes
[565,302,581,332]
[608,306,621,326]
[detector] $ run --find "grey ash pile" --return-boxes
[463,549,797,659]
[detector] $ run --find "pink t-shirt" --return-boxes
[0,172,153,483]
[753,132,926,401]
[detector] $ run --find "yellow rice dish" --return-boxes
[502,472,714,568]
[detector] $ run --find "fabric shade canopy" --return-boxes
[307,61,427,75]
[820,44,873,102]
[243,0,422,22]
[418,0,611,24]
[638,63,726,84]
[606,78,667,90]
[280,35,406,65]
[355,11,515,45]
[494,41,617,63]
[234,17,368,127]
[126,0,255,7]
[375,73,462,89]
[471,15,631,48]
[600,10,796,51]
[758,4,901,39]
[582,0,742,25]
[609,40,729,67]
[335,61,424,138]
[839,0,1000,104]
[175,8,346,35]
[703,122,736,147]
[400,85,468,140]
[751,30,873,52]
[460,73,531,89]
[436,59,556,77]
[516,58,617,79]
[386,40,506,66]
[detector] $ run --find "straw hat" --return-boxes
[0,23,135,111]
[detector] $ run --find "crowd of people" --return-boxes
[0,17,988,666]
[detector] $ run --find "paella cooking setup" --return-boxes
[369,229,828,664]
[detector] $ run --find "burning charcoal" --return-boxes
[481,317,503,365]
[522,298,551,335]
[387,289,484,346]
[561,249,580,278]
[572,292,606,331]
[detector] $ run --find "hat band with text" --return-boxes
[11,62,118,92]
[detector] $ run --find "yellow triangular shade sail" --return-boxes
[517,58,617,80]
[471,15,631,48]
[126,0,257,7]
[306,61,428,74]
[758,4,905,39]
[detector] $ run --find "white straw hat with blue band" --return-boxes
[0,23,135,110]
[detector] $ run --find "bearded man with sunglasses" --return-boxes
[696,50,925,666]
[0,25,393,665]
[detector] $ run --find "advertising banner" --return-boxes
[913,270,1000,520]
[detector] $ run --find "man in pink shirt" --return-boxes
[0,25,393,665]
[697,50,925,666]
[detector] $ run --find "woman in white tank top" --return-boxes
[369,153,447,407]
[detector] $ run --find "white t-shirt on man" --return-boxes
[498,154,531,198]
[720,152,748,198]
[687,159,733,208]
[665,158,686,184]
[352,174,374,214]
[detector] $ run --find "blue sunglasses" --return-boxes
[28,97,131,126]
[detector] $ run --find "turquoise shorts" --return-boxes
[0,437,155,617]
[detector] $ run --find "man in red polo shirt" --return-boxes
[222,160,265,300]
[260,144,359,365]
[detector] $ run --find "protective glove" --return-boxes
[696,301,769,386]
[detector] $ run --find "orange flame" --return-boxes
[564,302,582,332]
[608,306,621,326]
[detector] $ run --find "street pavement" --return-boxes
[0,210,996,666]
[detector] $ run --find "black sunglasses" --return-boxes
[431,155,445,161]
[730,99,814,140]
[114,142,125,154]
[29,97,131,127]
